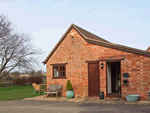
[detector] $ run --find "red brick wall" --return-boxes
[46,28,150,100]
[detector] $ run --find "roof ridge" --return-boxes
[72,24,111,43]
[43,24,150,64]
[72,24,88,39]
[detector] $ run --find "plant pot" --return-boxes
[66,90,74,99]
[125,95,139,102]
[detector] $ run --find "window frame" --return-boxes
[52,64,67,79]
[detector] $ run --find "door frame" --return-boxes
[88,61,100,97]
[106,60,122,97]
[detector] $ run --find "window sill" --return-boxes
[52,77,67,79]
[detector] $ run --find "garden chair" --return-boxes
[34,85,41,94]
[32,83,36,89]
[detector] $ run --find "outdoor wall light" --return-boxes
[71,33,74,38]
[101,63,104,69]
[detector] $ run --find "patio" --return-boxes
[22,95,150,105]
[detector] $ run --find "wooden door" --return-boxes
[88,63,99,96]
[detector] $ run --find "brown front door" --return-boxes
[88,62,100,96]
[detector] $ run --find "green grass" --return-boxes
[0,85,44,100]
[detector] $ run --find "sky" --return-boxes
[0,0,150,72]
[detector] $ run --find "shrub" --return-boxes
[12,79,17,85]
[28,76,43,84]
[16,78,22,85]
[21,77,27,86]
[12,76,43,86]
[12,78,23,85]
[66,80,73,91]
[26,79,32,85]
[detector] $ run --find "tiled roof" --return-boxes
[73,24,110,43]
[43,24,150,64]
[146,46,150,51]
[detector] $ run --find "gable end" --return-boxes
[43,24,150,64]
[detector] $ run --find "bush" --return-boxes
[12,76,43,86]
[12,78,24,86]
[66,80,73,91]
[21,77,27,86]
[12,79,17,85]
[26,79,32,85]
[16,78,22,85]
[28,76,43,84]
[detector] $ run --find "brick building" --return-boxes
[43,24,150,100]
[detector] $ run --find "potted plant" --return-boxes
[66,80,74,99]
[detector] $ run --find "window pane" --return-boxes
[63,66,65,71]
[54,67,58,72]
[54,66,59,77]
[54,71,57,77]
[63,72,65,77]
[60,66,63,71]
[60,72,63,77]
[56,71,59,77]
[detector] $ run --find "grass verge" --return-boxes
[0,85,44,100]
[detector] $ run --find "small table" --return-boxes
[39,84,47,92]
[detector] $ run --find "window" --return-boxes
[53,65,66,78]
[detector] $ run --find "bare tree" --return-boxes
[36,70,43,76]
[11,71,20,77]
[0,14,42,79]
[29,70,36,76]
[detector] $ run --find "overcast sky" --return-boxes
[0,0,150,72]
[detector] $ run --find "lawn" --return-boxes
[0,85,44,100]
